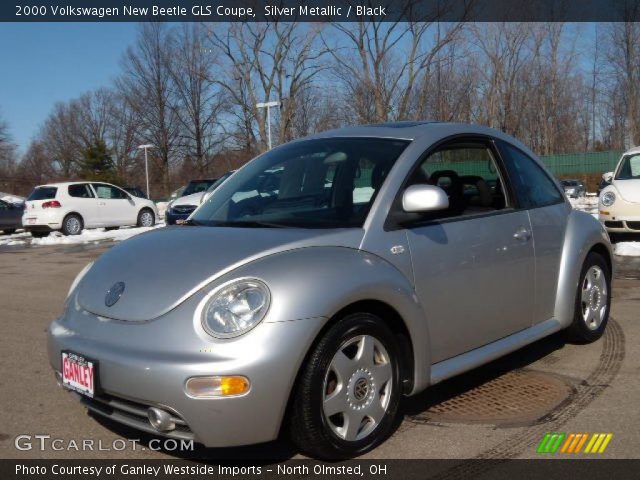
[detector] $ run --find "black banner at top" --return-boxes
[5,0,640,23]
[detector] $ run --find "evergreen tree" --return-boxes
[78,140,119,183]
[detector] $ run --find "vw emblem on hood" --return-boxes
[105,282,125,307]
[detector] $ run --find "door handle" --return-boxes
[513,227,531,241]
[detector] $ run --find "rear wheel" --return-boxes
[30,231,49,238]
[2,229,16,235]
[61,214,83,236]
[290,313,401,459]
[137,209,154,227]
[566,252,611,343]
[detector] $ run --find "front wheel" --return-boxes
[2,228,16,235]
[289,313,401,459]
[137,209,154,227]
[566,252,611,343]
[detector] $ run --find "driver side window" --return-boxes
[404,139,510,222]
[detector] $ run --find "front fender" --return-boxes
[555,210,613,327]
[225,246,431,395]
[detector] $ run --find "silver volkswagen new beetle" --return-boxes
[48,122,612,458]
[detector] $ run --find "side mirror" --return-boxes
[402,184,449,213]
[603,172,613,183]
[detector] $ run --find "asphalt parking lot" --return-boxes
[0,242,638,461]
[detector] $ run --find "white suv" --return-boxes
[23,182,159,237]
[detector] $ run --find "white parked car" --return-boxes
[23,182,159,238]
[599,146,640,234]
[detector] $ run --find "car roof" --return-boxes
[34,181,115,189]
[299,121,538,162]
[623,146,640,155]
[304,121,528,146]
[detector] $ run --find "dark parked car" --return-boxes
[165,174,234,225]
[560,179,586,198]
[124,186,147,199]
[182,179,217,197]
[0,199,24,234]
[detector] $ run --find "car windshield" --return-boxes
[183,180,215,196]
[190,137,410,229]
[27,187,57,201]
[616,154,640,180]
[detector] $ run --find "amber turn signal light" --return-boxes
[185,376,250,398]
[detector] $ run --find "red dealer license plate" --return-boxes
[61,352,96,397]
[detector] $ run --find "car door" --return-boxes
[67,184,100,227]
[396,137,536,363]
[91,183,136,226]
[496,140,569,325]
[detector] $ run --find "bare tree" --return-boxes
[119,23,180,195]
[602,16,640,148]
[170,23,227,175]
[208,21,328,151]
[326,1,466,123]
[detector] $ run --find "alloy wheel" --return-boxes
[140,211,153,227]
[322,334,393,442]
[581,265,608,331]
[66,217,81,235]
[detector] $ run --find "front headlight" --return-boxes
[67,261,93,298]
[199,279,270,338]
[601,191,616,207]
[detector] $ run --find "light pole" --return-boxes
[138,144,154,199]
[256,100,280,150]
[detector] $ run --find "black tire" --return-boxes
[566,252,611,343]
[289,313,402,459]
[2,229,16,235]
[137,208,154,227]
[61,214,83,236]
[104,226,120,231]
[30,231,50,238]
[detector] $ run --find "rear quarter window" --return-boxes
[27,187,57,201]
[498,142,564,209]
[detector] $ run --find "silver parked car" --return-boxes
[48,122,612,458]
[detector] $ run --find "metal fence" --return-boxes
[539,150,622,176]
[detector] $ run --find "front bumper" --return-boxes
[164,210,192,225]
[47,296,326,447]
[599,202,640,232]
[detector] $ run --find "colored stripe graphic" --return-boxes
[584,433,614,454]
[537,433,565,453]
[540,433,613,454]
[561,433,589,453]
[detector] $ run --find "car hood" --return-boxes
[613,179,640,203]
[171,192,205,207]
[76,226,364,321]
